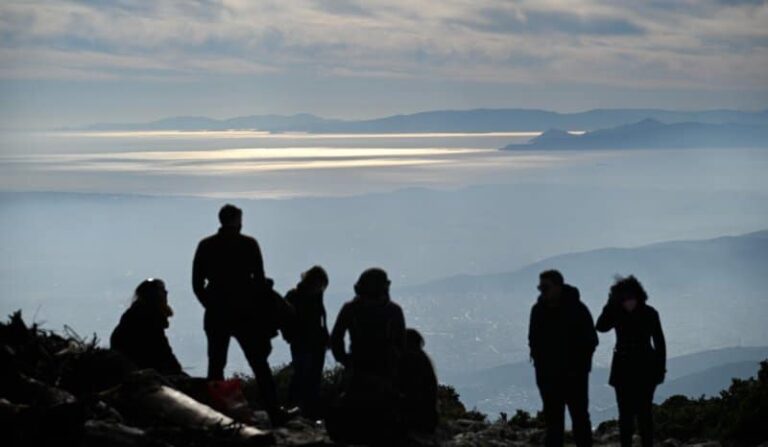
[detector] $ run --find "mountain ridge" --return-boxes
[502,119,768,150]
[396,229,768,375]
[79,108,768,132]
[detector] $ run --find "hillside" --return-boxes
[2,311,765,446]
[81,108,768,132]
[446,346,768,422]
[502,119,768,150]
[397,230,768,373]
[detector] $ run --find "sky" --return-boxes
[1,0,767,129]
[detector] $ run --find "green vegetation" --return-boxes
[650,360,768,445]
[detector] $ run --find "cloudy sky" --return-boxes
[1,0,767,128]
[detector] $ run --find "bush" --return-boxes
[653,359,768,446]
[508,409,546,429]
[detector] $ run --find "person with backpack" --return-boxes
[285,265,330,417]
[596,275,666,447]
[399,328,439,434]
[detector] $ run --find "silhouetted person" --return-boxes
[285,265,329,417]
[330,268,406,379]
[326,268,407,444]
[529,270,598,447]
[111,279,184,375]
[596,276,666,447]
[192,204,285,423]
[400,328,438,434]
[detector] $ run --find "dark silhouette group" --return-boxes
[110,204,666,446]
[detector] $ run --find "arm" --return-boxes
[321,301,330,341]
[192,242,208,307]
[390,305,407,354]
[159,333,185,376]
[595,303,617,333]
[651,309,667,383]
[330,304,352,366]
[528,306,538,362]
[577,303,599,372]
[580,304,599,353]
[251,239,266,284]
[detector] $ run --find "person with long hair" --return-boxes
[111,278,184,375]
[330,268,406,379]
[596,275,666,447]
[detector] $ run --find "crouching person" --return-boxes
[400,328,438,434]
[111,278,185,376]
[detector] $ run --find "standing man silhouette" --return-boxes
[529,270,598,447]
[193,204,287,424]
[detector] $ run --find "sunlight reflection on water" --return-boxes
[0,132,608,198]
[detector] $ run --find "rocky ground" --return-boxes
[0,312,740,446]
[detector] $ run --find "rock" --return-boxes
[83,420,148,447]
[109,377,275,445]
[273,417,334,446]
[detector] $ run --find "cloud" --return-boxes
[0,0,766,92]
[455,8,646,36]
[312,0,373,17]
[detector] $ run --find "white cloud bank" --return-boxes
[1,0,767,90]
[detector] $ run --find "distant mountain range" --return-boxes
[502,119,768,150]
[445,346,768,422]
[399,228,768,420]
[397,230,768,374]
[80,109,768,133]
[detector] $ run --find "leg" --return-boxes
[539,378,566,447]
[204,312,231,380]
[304,348,326,415]
[301,348,325,416]
[637,384,656,447]
[615,386,637,447]
[235,332,278,415]
[566,373,593,447]
[289,345,309,408]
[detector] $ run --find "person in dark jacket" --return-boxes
[330,268,406,379]
[326,268,408,444]
[529,269,598,447]
[285,265,330,417]
[192,204,286,423]
[596,275,666,447]
[399,328,438,434]
[111,279,184,376]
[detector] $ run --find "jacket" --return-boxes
[192,227,266,311]
[596,302,666,387]
[528,284,599,380]
[110,302,183,375]
[330,294,406,378]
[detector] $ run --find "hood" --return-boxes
[535,283,581,306]
[561,284,581,303]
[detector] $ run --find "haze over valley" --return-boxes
[2,122,767,414]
